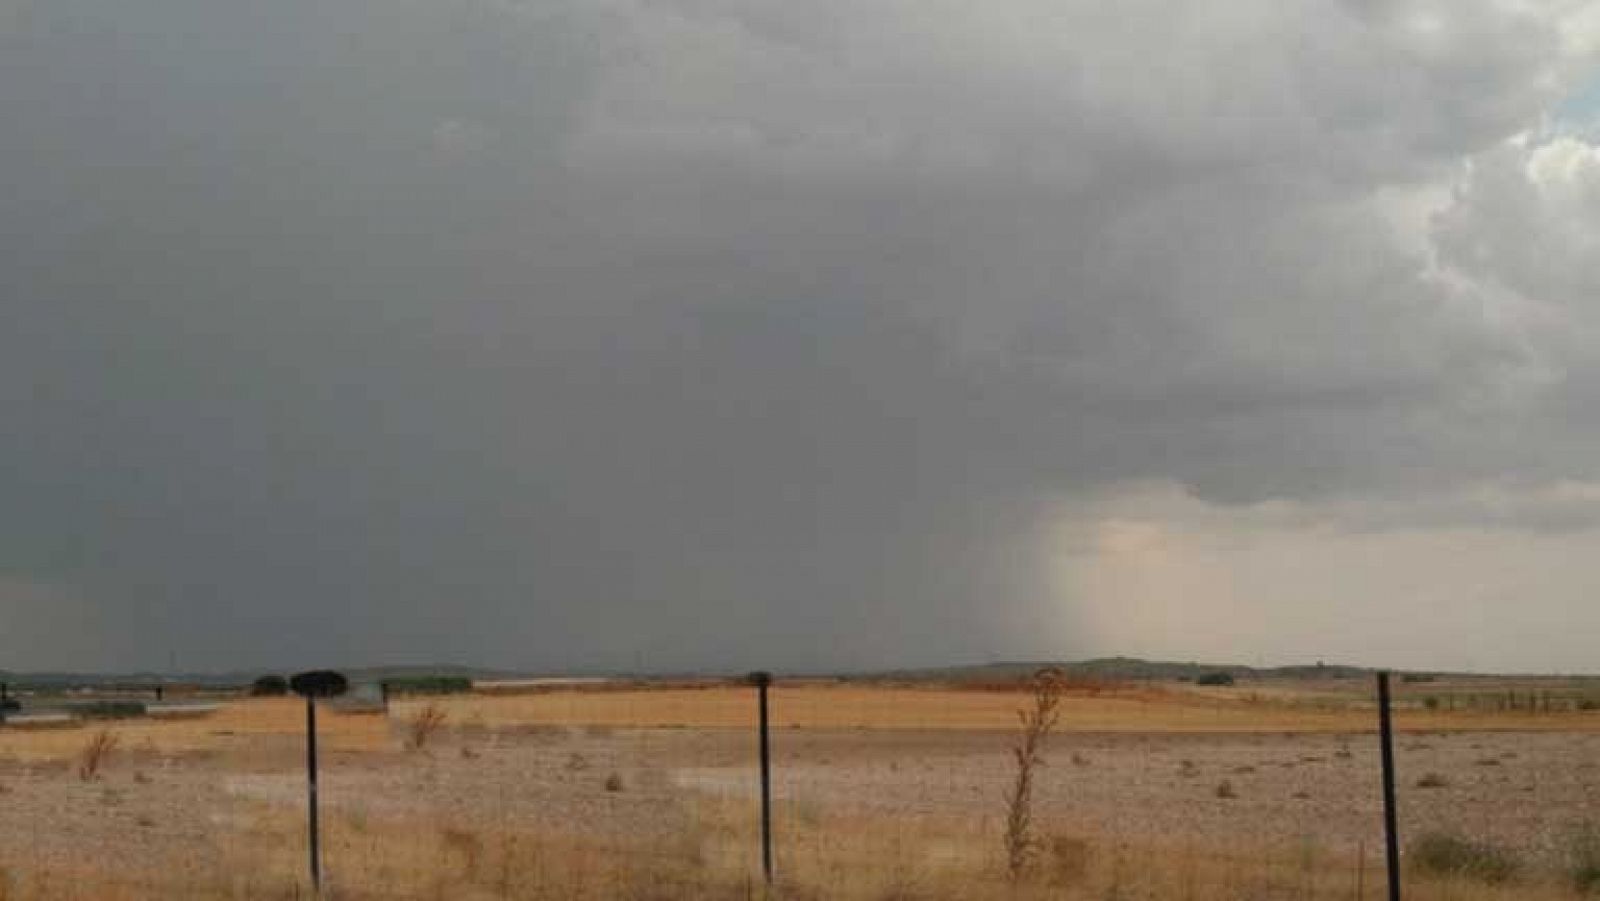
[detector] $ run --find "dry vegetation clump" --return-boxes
[76,728,118,782]
[405,704,448,752]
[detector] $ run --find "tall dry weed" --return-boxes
[1003,667,1065,881]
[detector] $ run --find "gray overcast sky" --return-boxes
[3,1,1600,674]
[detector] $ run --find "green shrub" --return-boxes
[1196,672,1235,686]
[77,701,147,720]
[1408,831,1521,884]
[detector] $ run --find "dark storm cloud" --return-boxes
[1,0,1597,670]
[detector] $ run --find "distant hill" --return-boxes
[856,656,1380,684]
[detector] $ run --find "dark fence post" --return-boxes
[1377,670,1400,901]
[289,670,347,896]
[748,671,774,885]
[306,695,321,894]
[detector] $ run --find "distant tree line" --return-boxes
[381,676,473,696]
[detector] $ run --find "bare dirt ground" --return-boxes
[0,686,1597,898]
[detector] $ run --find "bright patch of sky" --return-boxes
[1556,71,1600,131]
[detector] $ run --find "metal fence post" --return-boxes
[289,669,347,896]
[1377,670,1400,901]
[748,671,774,885]
[307,695,322,894]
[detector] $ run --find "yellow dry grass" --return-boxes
[0,698,390,763]
[4,686,1596,767]
[396,684,1600,735]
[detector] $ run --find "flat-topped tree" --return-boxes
[290,670,349,699]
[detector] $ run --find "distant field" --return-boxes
[3,681,1598,763]
[394,681,1600,735]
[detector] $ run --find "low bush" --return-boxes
[1409,831,1521,884]
[250,675,289,697]
[1196,672,1235,687]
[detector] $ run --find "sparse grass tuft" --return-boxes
[1415,771,1450,789]
[1045,835,1091,886]
[1567,822,1600,894]
[1214,779,1237,799]
[1409,831,1521,884]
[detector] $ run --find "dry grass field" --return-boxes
[1,681,1598,899]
